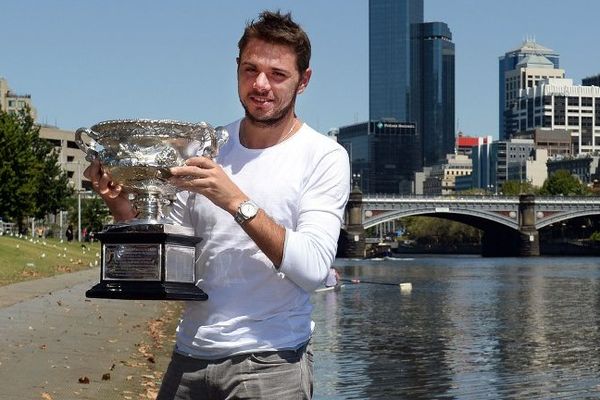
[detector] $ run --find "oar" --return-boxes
[340,278,412,291]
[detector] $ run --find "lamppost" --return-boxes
[352,173,361,190]
[77,189,94,242]
[60,160,89,242]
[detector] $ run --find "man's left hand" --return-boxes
[169,157,246,215]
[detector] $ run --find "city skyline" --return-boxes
[1,0,599,138]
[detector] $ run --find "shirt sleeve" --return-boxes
[278,147,350,292]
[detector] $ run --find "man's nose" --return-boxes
[253,72,271,92]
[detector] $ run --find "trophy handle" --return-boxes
[200,125,228,159]
[75,127,100,161]
[215,126,229,149]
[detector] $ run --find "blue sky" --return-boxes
[1,0,598,138]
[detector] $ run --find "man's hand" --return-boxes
[169,157,246,215]
[83,160,136,221]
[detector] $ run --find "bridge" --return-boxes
[338,190,600,258]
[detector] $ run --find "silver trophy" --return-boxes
[75,119,228,301]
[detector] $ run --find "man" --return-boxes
[84,10,349,399]
[325,266,341,288]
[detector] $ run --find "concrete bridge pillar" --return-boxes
[518,194,540,256]
[480,195,540,257]
[337,185,365,258]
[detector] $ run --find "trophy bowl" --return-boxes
[76,119,228,301]
[75,118,228,222]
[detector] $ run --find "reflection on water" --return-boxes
[311,256,600,399]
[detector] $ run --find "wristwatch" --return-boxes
[234,200,259,225]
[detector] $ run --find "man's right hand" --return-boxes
[83,160,137,222]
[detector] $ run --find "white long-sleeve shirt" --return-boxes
[170,119,350,359]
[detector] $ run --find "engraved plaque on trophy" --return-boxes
[75,119,228,300]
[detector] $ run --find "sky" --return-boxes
[1,0,599,139]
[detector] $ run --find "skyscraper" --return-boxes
[413,22,455,166]
[369,0,423,122]
[498,40,559,139]
[346,0,455,194]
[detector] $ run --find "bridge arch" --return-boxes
[537,210,600,230]
[363,208,519,231]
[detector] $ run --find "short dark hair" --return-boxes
[238,10,311,73]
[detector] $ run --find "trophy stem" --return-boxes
[132,193,170,221]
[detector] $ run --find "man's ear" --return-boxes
[297,68,312,94]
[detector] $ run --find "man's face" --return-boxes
[237,38,311,126]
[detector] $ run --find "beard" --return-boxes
[239,89,299,128]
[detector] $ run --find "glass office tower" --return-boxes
[337,121,421,194]
[365,0,454,192]
[369,0,423,122]
[414,22,455,166]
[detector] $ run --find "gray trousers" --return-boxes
[157,340,313,400]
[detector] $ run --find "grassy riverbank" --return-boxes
[0,234,101,287]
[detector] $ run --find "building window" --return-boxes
[543,115,552,127]
[568,116,579,126]
[568,97,579,106]
[582,97,593,107]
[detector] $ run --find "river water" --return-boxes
[310,256,600,399]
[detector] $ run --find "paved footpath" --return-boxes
[0,269,169,400]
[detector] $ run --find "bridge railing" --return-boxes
[362,194,520,202]
[362,194,600,204]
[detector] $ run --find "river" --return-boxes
[310,255,600,399]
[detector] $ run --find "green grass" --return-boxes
[0,234,101,286]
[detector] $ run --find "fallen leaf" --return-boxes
[102,373,111,381]
[78,376,90,384]
[41,392,53,400]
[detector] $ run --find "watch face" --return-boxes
[241,202,258,217]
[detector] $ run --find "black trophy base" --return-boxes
[86,281,208,301]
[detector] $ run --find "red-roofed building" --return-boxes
[456,132,490,156]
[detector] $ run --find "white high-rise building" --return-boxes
[0,77,37,120]
[39,126,90,190]
[499,40,560,139]
[516,78,600,155]
[503,54,564,138]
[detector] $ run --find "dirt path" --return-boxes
[0,269,173,400]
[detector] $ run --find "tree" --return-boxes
[400,216,481,247]
[501,180,537,196]
[0,108,72,230]
[539,170,591,196]
[81,197,110,234]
